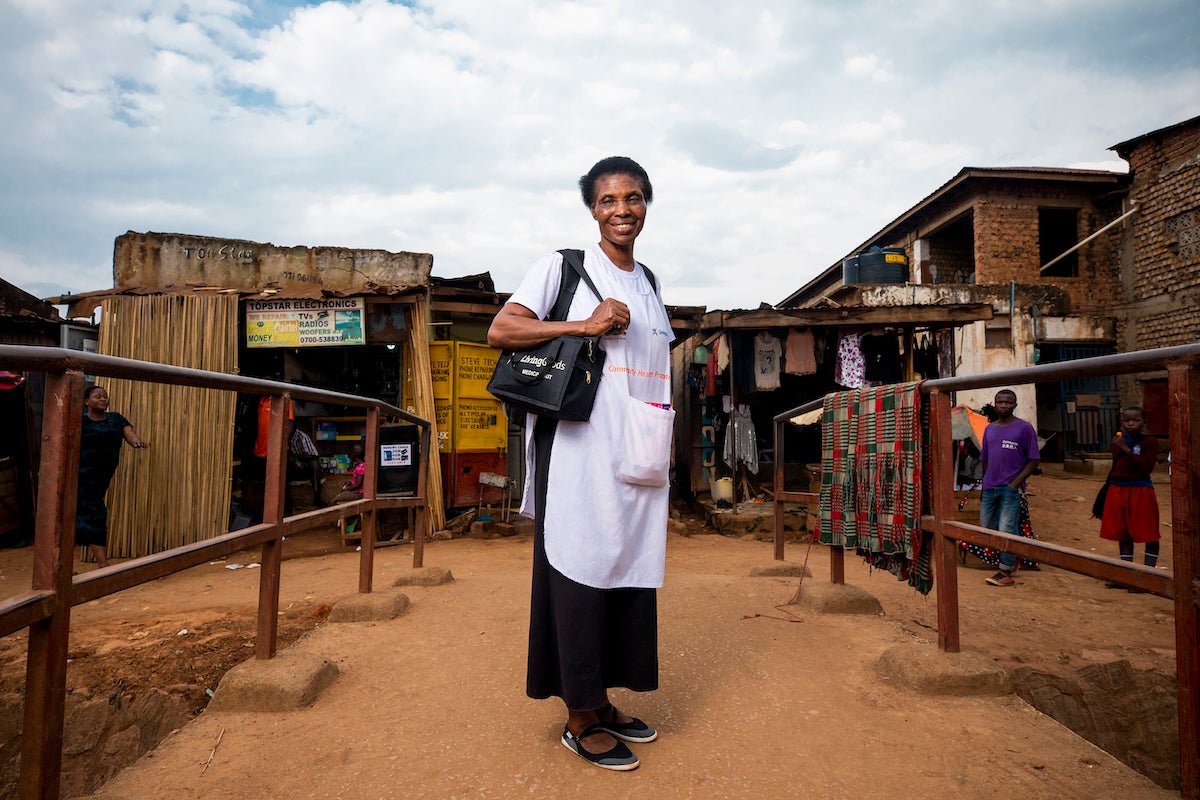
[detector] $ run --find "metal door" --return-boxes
[1057,344,1119,453]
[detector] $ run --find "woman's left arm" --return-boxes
[122,426,148,449]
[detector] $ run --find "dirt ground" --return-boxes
[0,464,1183,799]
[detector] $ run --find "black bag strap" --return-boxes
[547,249,659,321]
[547,250,602,322]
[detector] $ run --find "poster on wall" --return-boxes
[245,298,365,348]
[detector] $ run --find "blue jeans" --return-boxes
[980,485,1021,572]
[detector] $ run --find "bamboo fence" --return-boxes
[405,295,446,530]
[97,295,238,557]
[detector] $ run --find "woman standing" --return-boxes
[1100,406,1161,589]
[488,157,673,771]
[77,384,148,567]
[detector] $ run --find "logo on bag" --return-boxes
[518,354,548,368]
[552,359,567,371]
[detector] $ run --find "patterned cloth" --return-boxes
[817,382,931,594]
[833,332,867,389]
[959,485,1040,569]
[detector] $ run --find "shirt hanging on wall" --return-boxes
[784,328,817,375]
[834,332,867,389]
[753,332,783,390]
[861,331,902,383]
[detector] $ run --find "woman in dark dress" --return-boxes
[77,384,148,567]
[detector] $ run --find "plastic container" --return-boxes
[842,255,861,285]
[856,247,908,284]
[712,477,733,502]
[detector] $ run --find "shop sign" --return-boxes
[245,298,365,348]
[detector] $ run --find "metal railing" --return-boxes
[772,342,1200,797]
[0,345,433,800]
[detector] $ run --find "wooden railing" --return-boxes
[772,342,1200,798]
[0,345,433,800]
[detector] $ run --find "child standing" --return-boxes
[1100,406,1161,588]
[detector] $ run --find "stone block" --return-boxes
[392,566,454,587]
[467,520,501,539]
[876,642,1011,696]
[789,581,883,615]
[208,652,338,713]
[329,591,411,622]
[749,562,812,578]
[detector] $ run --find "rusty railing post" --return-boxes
[412,424,431,569]
[359,407,380,593]
[928,389,961,653]
[773,418,786,561]
[1168,363,1199,798]
[19,369,84,800]
[256,393,288,660]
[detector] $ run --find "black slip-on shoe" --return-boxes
[561,723,639,771]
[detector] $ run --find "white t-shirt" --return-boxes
[754,332,782,390]
[507,243,674,588]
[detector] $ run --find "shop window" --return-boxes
[1039,208,1079,277]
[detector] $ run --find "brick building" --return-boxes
[778,114,1200,457]
[1110,115,1200,426]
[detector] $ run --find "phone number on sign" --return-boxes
[300,335,342,344]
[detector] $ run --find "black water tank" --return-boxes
[376,423,421,495]
[842,255,860,285]
[856,247,908,284]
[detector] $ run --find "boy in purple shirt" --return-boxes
[979,389,1040,587]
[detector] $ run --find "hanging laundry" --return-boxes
[861,331,903,383]
[816,382,930,594]
[912,332,939,379]
[784,328,817,375]
[753,332,782,390]
[722,404,759,474]
[706,342,718,396]
[716,333,731,372]
[833,331,867,389]
[731,333,757,395]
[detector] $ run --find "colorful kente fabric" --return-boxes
[817,382,931,594]
[958,484,1040,570]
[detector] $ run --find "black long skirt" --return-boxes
[525,417,658,711]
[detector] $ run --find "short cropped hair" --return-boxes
[578,156,653,207]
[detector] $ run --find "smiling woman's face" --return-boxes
[590,173,647,251]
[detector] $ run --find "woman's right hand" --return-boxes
[586,297,630,336]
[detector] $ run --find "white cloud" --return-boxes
[843,53,896,83]
[0,0,1197,309]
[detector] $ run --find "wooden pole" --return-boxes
[1168,363,1199,798]
[19,369,83,800]
[255,393,288,660]
[929,389,961,653]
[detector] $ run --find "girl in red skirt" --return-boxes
[1100,407,1160,588]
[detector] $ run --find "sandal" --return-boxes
[596,703,658,743]
[561,723,639,771]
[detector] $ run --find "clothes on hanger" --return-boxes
[834,331,867,389]
[753,332,782,390]
[861,330,902,383]
[784,328,817,375]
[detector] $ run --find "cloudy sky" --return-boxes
[1,0,1197,311]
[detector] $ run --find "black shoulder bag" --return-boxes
[486,250,608,421]
[1092,449,1122,519]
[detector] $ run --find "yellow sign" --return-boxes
[245,298,365,348]
[435,398,453,453]
[455,398,506,451]
[430,342,453,400]
[455,342,501,398]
